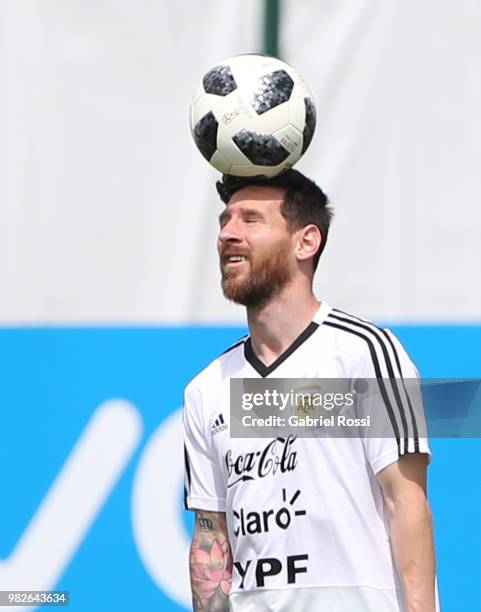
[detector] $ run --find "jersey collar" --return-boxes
[244,302,331,377]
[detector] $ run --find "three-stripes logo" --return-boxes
[211,413,227,435]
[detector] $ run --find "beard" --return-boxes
[220,241,293,308]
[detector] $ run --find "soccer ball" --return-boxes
[189,54,317,178]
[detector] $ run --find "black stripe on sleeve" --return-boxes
[328,313,412,454]
[324,320,401,454]
[332,309,420,453]
[381,328,420,453]
[184,444,192,509]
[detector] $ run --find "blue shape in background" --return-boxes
[392,325,481,611]
[422,379,480,424]
[0,324,479,611]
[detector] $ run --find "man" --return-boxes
[183,170,437,611]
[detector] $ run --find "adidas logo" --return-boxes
[211,413,228,435]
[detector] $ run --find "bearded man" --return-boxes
[183,170,437,612]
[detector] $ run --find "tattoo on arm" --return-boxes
[197,517,213,532]
[190,511,232,612]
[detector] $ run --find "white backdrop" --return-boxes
[1,0,480,323]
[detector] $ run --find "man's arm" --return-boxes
[189,510,232,612]
[377,453,436,612]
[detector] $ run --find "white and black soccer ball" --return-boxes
[189,54,317,178]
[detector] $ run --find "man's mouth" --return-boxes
[223,254,248,267]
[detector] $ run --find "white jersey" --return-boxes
[183,302,432,612]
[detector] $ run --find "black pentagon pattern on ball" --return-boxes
[233,129,290,166]
[193,111,219,161]
[251,70,294,115]
[302,97,317,154]
[203,65,238,96]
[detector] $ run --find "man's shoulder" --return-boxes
[323,306,415,375]
[323,307,391,340]
[324,307,405,347]
[184,334,248,396]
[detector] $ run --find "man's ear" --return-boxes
[295,224,322,264]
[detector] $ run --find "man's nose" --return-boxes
[219,217,242,243]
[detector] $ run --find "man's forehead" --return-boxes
[227,184,286,207]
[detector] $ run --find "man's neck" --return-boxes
[246,285,320,368]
